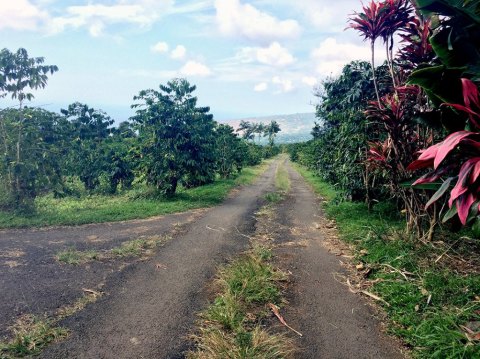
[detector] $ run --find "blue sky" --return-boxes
[0,0,384,122]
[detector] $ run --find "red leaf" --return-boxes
[434,131,474,169]
[456,193,476,225]
[448,158,480,207]
[443,79,480,129]
[407,143,440,171]
[461,78,480,110]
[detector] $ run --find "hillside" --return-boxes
[220,112,317,144]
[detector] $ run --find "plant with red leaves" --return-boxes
[408,79,480,225]
[397,17,434,71]
[365,86,436,233]
[349,0,414,97]
[348,0,391,104]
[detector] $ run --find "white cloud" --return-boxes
[302,76,318,87]
[214,0,301,44]
[171,45,187,60]
[236,42,295,68]
[312,37,385,76]
[272,76,294,93]
[151,41,169,53]
[256,42,296,67]
[180,61,212,77]
[255,0,353,32]
[295,0,353,32]
[254,82,268,92]
[48,0,173,36]
[0,0,49,31]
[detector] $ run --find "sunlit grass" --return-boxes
[0,315,68,358]
[188,248,294,359]
[275,159,290,193]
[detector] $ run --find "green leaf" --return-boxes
[425,177,454,209]
[407,66,465,106]
[472,217,480,237]
[401,180,443,190]
[442,204,458,223]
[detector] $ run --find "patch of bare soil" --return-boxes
[0,210,204,343]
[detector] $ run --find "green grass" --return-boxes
[56,235,169,264]
[0,162,269,229]
[56,248,100,265]
[262,157,291,204]
[0,316,68,358]
[264,192,283,203]
[275,159,290,193]
[188,247,294,359]
[292,163,337,201]
[296,164,480,359]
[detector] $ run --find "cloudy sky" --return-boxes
[0,0,384,122]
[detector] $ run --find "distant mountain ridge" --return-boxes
[220,112,316,144]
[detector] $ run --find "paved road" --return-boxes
[1,158,406,358]
[40,161,277,358]
[272,161,405,358]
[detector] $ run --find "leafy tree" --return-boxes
[215,124,245,178]
[0,108,65,209]
[61,102,115,191]
[0,48,58,211]
[237,120,255,141]
[254,122,266,143]
[132,78,217,196]
[263,120,281,146]
[311,122,322,139]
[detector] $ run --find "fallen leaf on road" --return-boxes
[268,303,303,337]
[155,263,167,270]
[130,337,141,345]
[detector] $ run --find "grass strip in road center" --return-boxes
[187,245,295,359]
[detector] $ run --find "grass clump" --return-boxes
[57,290,102,319]
[0,162,269,229]
[190,327,293,359]
[188,248,294,359]
[218,255,285,305]
[275,160,290,193]
[0,316,68,358]
[56,235,170,265]
[297,165,480,359]
[56,248,99,265]
[264,192,283,203]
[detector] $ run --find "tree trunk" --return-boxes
[386,38,398,91]
[371,41,382,107]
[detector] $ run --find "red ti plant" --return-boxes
[408,79,480,225]
[348,0,391,104]
[397,17,434,71]
[366,86,434,233]
[349,0,413,99]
